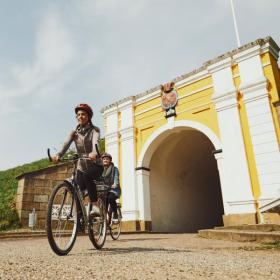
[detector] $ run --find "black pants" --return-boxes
[107,192,118,214]
[76,165,103,202]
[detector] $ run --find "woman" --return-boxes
[52,103,103,216]
[101,153,121,221]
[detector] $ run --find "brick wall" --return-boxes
[16,163,73,229]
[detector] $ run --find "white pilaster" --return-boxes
[235,45,280,202]
[105,132,119,167]
[119,98,139,221]
[136,169,151,221]
[208,57,256,214]
[214,153,230,214]
[103,106,119,167]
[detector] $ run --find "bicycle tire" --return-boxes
[109,207,122,240]
[46,182,78,256]
[88,197,107,249]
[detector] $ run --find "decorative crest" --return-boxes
[160,82,178,118]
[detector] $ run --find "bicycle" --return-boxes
[107,199,122,240]
[46,149,110,255]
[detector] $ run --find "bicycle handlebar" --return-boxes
[47,148,99,163]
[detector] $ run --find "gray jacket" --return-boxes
[57,123,101,172]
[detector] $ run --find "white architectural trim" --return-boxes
[207,57,232,73]
[136,169,151,221]
[233,45,261,63]
[261,42,279,60]
[119,96,138,221]
[119,127,135,141]
[212,89,238,112]
[236,46,280,201]
[105,131,119,147]
[240,78,268,103]
[102,105,118,118]
[118,97,135,111]
[175,69,209,89]
[209,55,256,214]
[134,85,213,117]
[137,120,221,168]
[214,152,230,214]
[135,89,161,105]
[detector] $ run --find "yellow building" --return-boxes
[101,37,280,232]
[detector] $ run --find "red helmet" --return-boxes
[75,104,93,119]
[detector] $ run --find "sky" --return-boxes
[0,0,280,171]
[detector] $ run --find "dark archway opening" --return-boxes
[149,129,224,232]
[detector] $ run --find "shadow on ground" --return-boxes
[74,246,193,256]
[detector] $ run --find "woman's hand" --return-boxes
[52,155,60,163]
[88,153,97,161]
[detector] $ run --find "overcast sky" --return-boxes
[0,0,280,170]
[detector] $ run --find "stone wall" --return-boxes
[16,163,73,229]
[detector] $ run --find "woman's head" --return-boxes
[101,152,112,167]
[75,104,93,126]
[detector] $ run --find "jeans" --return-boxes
[76,164,103,202]
[107,192,119,214]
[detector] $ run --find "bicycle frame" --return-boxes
[63,176,91,230]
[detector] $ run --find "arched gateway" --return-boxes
[138,121,224,232]
[102,37,280,232]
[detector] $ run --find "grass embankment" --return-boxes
[0,139,105,231]
[0,159,51,231]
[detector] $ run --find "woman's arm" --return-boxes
[113,167,120,187]
[89,127,100,160]
[56,131,75,159]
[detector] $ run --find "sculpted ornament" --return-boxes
[160,82,178,118]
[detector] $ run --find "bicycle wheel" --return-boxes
[109,208,122,240]
[88,197,107,249]
[46,182,78,255]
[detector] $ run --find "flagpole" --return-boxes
[230,0,241,47]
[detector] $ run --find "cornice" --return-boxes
[233,45,261,63]
[207,57,233,73]
[239,78,267,93]
[105,131,120,146]
[105,131,119,139]
[119,126,135,142]
[239,78,268,103]
[102,105,118,117]
[175,69,209,89]
[135,88,161,105]
[212,89,238,111]
[118,96,135,111]
[204,37,274,67]
[261,42,279,60]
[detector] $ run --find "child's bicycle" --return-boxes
[46,149,110,255]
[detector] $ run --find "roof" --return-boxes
[16,162,71,180]
[101,36,279,113]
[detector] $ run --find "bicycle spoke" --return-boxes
[47,183,78,255]
[88,197,107,249]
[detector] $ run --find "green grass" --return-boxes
[260,241,280,250]
[0,158,52,231]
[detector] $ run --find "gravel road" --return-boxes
[0,233,279,279]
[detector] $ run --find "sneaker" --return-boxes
[90,205,100,217]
